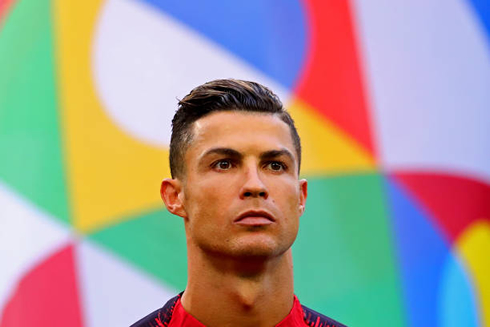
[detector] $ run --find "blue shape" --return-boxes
[139,0,308,90]
[383,176,452,327]
[439,252,479,327]
[467,0,490,47]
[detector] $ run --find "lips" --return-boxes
[234,210,275,225]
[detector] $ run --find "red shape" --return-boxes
[295,0,376,156]
[0,0,16,28]
[394,172,490,242]
[0,244,85,327]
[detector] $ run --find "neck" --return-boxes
[181,244,295,327]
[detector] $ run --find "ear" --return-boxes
[160,178,188,219]
[298,179,308,215]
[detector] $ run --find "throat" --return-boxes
[230,277,270,310]
[182,251,295,326]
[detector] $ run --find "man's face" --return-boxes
[175,111,307,258]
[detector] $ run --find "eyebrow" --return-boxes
[200,147,294,162]
[200,148,243,161]
[260,149,295,162]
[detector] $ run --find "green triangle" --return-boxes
[89,208,188,290]
[293,173,406,326]
[0,0,69,223]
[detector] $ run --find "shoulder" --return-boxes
[302,304,348,327]
[130,294,180,327]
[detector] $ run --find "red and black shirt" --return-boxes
[131,294,346,327]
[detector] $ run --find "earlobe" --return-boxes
[298,179,308,215]
[160,178,188,218]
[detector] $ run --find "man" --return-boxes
[132,79,346,327]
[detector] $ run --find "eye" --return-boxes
[266,161,286,172]
[213,159,233,170]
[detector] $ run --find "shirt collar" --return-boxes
[168,295,305,327]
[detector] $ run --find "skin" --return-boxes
[161,111,308,327]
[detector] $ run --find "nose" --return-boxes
[240,164,268,200]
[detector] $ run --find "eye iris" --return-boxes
[271,162,282,170]
[219,161,230,169]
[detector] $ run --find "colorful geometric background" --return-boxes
[1,0,489,326]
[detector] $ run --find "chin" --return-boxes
[229,237,292,259]
[195,233,295,259]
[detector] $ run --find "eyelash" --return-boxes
[264,161,287,172]
[210,159,288,172]
[211,159,235,170]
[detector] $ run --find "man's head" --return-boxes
[169,79,301,179]
[161,79,307,259]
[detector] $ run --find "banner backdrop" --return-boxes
[1,0,489,326]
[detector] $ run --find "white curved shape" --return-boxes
[77,239,176,327]
[93,0,290,147]
[0,182,71,316]
[352,0,490,183]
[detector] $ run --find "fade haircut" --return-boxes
[169,79,302,178]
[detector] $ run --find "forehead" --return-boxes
[187,111,296,159]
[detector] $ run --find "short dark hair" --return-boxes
[169,79,301,178]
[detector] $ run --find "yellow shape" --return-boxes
[51,1,375,232]
[456,220,490,326]
[287,98,376,176]
[53,0,169,233]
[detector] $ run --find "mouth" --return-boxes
[234,210,275,226]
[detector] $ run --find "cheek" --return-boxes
[184,180,234,223]
[273,181,301,209]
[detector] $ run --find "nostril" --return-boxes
[242,190,267,198]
